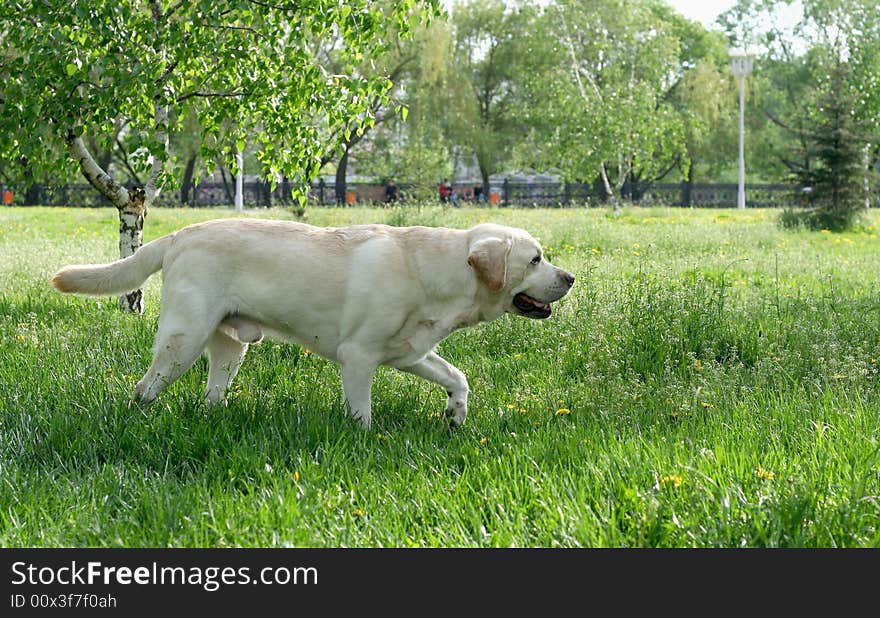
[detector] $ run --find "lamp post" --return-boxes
[730,49,754,210]
[234,150,244,212]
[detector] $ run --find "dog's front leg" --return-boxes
[397,351,470,427]
[338,344,378,429]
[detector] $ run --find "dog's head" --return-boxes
[467,224,574,319]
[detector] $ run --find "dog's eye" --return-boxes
[530,255,541,265]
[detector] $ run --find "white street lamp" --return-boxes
[730,48,755,210]
[234,150,244,212]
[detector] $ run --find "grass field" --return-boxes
[1,204,879,547]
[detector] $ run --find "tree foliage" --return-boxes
[0,0,439,194]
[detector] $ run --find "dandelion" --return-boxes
[701,401,714,409]
[693,359,703,371]
[506,403,515,410]
[351,508,365,517]
[479,437,489,445]
[428,411,441,420]
[376,433,388,441]
[832,374,846,380]
[555,408,571,416]
[105,367,113,373]
[755,467,775,480]
[661,474,683,489]
[292,471,300,482]
[591,248,601,254]
[519,408,528,414]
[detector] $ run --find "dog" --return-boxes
[52,219,574,428]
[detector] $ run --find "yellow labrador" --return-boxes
[52,220,574,428]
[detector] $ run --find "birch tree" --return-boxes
[0,0,437,312]
[523,0,688,211]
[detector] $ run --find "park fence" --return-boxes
[4,179,876,209]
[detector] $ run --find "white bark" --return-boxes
[864,143,872,210]
[117,188,147,314]
[67,133,129,208]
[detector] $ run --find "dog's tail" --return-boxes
[52,234,175,296]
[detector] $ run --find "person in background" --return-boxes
[385,179,400,203]
[439,179,449,203]
[449,184,460,207]
[473,183,484,204]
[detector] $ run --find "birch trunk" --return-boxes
[599,163,618,213]
[67,99,165,313]
[864,143,872,211]
[117,187,147,313]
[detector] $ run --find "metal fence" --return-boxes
[3,179,874,209]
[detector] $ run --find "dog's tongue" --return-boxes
[523,295,548,310]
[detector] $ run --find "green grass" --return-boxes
[1,204,880,547]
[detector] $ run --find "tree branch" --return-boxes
[145,100,168,204]
[67,130,129,207]
[175,90,250,103]
[113,137,143,185]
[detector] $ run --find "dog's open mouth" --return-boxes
[513,292,551,319]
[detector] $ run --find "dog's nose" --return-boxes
[562,271,575,288]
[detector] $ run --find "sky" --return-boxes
[663,0,737,28]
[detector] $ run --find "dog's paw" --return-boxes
[445,400,467,427]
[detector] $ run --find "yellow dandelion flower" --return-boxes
[701,401,714,408]
[376,433,388,441]
[555,408,571,416]
[755,467,775,480]
[351,508,365,517]
[519,407,528,414]
[591,248,601,254]
[479,437,489,445]
[506,403,515,410]
[661,474,683,489]
[832,374,846,380]
[428,411,441,420]
[693,359,703,371]
[292,471,300,482]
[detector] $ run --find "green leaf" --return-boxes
[65,63,78,77]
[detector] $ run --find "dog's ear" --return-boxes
[467,237,511,293]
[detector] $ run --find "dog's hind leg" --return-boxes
[204,329,249,405]
[134,292,223,405]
